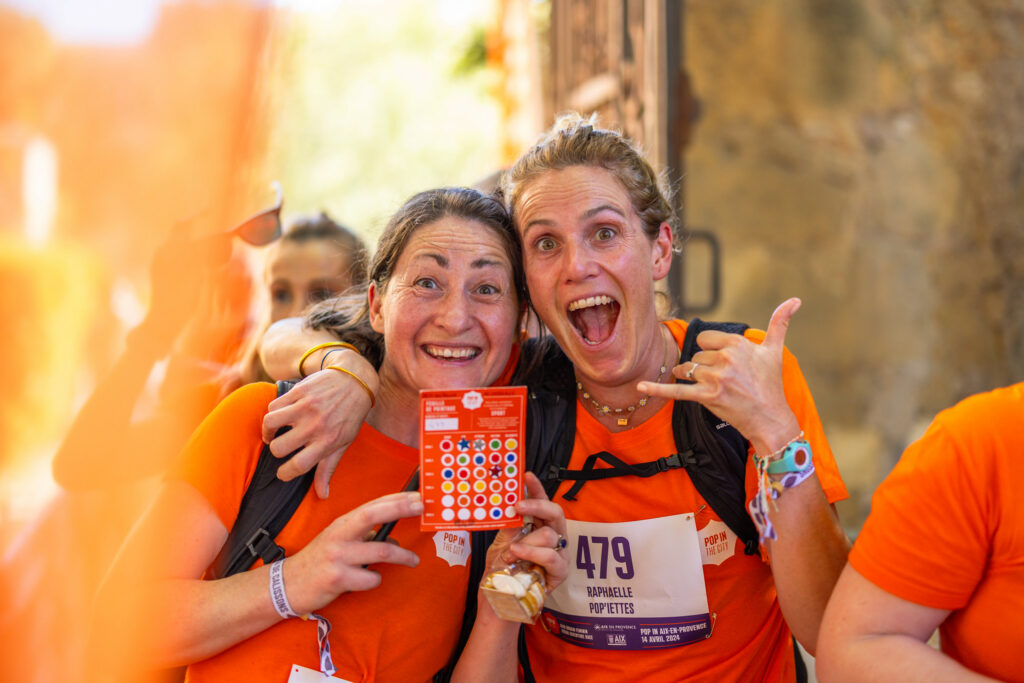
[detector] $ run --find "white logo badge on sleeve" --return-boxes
[433,530,471,566]
[698,519,738,566]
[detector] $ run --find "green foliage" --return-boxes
[453,26,488,76]
[265,0,502,245]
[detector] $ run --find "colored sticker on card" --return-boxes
[419,386,527,531]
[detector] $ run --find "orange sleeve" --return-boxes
[743,328,848,504]
[849,408,991,610]
[165,382,277,531]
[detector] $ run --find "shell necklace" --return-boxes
[576,330,674,427]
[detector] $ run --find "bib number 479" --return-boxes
[575,535,634,580]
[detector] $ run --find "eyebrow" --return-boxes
[522,203,627,237]
[581,204,627,221]
[415,253,506,270]
[417,253,449,268]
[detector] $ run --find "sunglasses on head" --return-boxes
[231,180,284,246]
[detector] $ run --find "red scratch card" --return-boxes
[419,386,527,531]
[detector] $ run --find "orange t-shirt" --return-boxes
[168,383,472,683]
[848,382,1024,682]
[525,320,847,683]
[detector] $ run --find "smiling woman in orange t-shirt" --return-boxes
[90,187,568,683]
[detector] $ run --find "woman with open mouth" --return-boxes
[263,114,851,683]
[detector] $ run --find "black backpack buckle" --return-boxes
[246,527,285,564]
[656,452,683,472]
[675,449,698,468]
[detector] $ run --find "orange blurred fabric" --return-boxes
[524,319,847,683]
[168,383,471,681]
[848,382,1024,682]
[0,4,278,681]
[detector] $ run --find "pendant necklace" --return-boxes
[576,330,674,427]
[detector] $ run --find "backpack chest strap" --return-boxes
[550,449,695,501]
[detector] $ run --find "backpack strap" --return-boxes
[433,529,496,682]
[518,623,535,683]
[793,635,809,683]
[674,319,759,555]
[555,450,688,501]
[514,337,578,500]
[209,380,316,579]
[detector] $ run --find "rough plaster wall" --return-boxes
[683,0,1024,531]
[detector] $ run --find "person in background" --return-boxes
[50,224,251,487]
[5,220,253,683]
[90,187,567,682]
[259,113,851,682]
[265,211,368,323]
[51,209,367,490]
[230,211,368,387]
[816,382,1024,683]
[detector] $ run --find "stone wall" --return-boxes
[682,0,1024,531]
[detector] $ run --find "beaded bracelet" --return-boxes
[298,341,359,378]
[748,432,814,543]
[752,430,805,468]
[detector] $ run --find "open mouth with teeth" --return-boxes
[423,344,481,361]
[567,295,620,345]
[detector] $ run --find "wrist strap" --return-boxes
[269,559,300,619]
[775,464,816,490]
[268,560,337,677]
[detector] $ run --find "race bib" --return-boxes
[542,515,711,650]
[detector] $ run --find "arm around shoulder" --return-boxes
[259,318,381,497]
[260,316,341,380]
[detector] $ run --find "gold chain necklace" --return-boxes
[576,331,674,427]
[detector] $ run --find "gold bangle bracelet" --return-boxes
[325,365,376,408]
[298,341,359,378]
